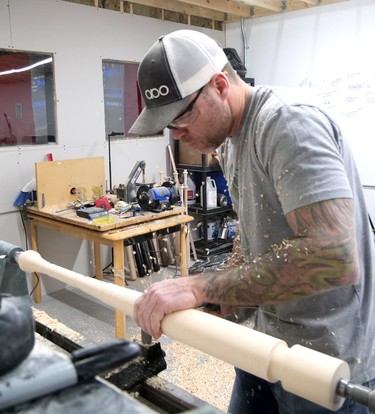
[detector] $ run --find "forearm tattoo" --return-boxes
[200,199,359,306]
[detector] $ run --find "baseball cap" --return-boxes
[129,30,228,136]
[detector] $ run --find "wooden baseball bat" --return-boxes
[16,249,349,411]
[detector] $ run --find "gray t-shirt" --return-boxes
[219,85,375,383]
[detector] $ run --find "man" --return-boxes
[129,30,375,413]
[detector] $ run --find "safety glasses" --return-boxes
[167,86,205,130]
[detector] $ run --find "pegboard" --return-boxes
[35,157,105,212]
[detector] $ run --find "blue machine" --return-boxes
[136,182,179,212]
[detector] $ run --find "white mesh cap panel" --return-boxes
[164,30,228,97]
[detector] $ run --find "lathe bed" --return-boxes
[2,325,223,414]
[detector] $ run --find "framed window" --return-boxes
[0,50,56,146]
[103,60,151,138]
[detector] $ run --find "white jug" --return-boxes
[187,176,196,205]
[204,177,217,208]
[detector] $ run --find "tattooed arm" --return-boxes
[200,198,359,306]
[134,198,359,338]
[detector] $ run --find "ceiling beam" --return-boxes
[288,0,317,5]
[300,0,318,4]
[238,0,281,12]
[128,0,227,21]
[62,0,351,24]
[172,0,252,18]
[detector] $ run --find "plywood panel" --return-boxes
[35,157,105,212]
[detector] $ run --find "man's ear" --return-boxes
[210,73,230,99]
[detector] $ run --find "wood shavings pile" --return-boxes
[158,340,235,412]
[32,307,84,343]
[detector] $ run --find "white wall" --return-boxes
[0,0,224,294]
[225,0,375,219]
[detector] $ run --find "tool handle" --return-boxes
[337,379,375,410]
[73,340,141,382]
[72,338,133,361]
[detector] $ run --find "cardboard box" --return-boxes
[178,141,219,166]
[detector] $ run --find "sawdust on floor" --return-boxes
[32,308,84,343]
[159,340,235,412]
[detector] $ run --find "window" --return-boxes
[102,60,149,138]
[0,50,56,146]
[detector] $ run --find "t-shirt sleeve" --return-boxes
[256,104,353,214]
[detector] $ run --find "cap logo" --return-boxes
[145,85,169,100]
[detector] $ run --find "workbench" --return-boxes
[26,206,193,338]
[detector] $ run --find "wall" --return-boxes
[0,0,224,294]
[226,0,375,219]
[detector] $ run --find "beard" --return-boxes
[194,103,233,153]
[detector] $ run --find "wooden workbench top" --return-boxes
[26,206,191,232]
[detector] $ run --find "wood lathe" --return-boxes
[1,241,375,412]
[0,241,220,414]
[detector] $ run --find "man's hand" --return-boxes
[134,276,203,339]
